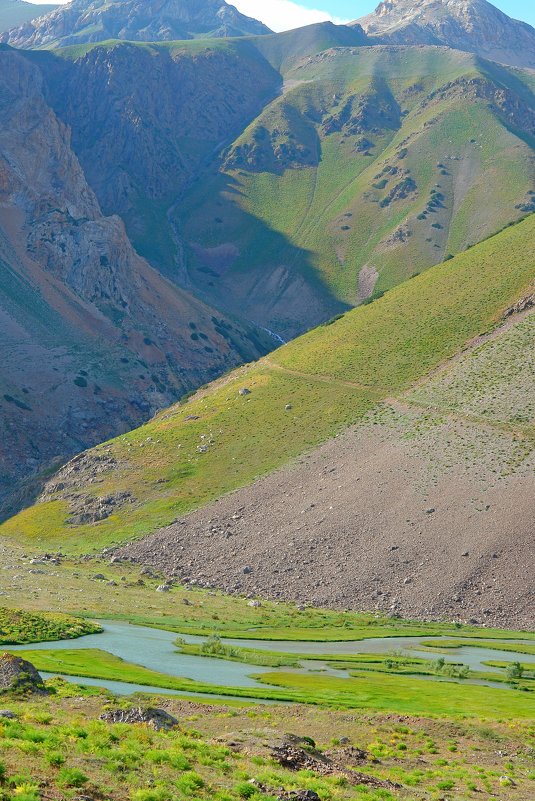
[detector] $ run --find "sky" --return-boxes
[28,0,535,33]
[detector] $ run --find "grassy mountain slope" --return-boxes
[23,34,535,342]
[179,45,535,337]
[3,213,533,552]
[0,0,56,32]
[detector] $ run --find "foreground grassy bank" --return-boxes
[2,685,535,801]
[3,214,534,552]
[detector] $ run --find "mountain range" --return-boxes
[0,2,535,790]
[0,0,534,532]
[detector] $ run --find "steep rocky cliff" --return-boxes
[0,45,271,519]
[354,0,535,68]
[1,0,270,49]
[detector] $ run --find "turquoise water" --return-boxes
[8,620,534,699]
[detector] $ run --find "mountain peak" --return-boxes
[354,0,535,68]
[2,0,271,49]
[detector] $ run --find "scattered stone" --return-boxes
[239,388,252,396]
[100,707,179,731]
[270,739,398,789]
[248,781,320,801]
[0,710,17,719]
[156,584,170,593]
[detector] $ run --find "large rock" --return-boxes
[100,706,179,731]
[0,654,46,694]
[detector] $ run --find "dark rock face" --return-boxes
[0,654,46,694]
[1,0,271,49]
[39,41,280,274]
[0,46,272,520]
[354,0,535,68]
[100,707,179,731]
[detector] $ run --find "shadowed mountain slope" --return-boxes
[354,0,535,69]
[0,45,272,520]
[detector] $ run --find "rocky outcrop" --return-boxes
[1,0,271,49]
[503,289,535,318]
[226,118,319,173]
[270,737,400,789]
[0,654,46,694]
[354,0,535,69]
[321,81,401,138]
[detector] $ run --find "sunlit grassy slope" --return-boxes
[2,213,533,551]
[180,46,535,334]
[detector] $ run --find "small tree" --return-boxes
[506,662,524,681]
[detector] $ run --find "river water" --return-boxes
[8,621,534,698]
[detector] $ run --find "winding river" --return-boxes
[8,620,535,699]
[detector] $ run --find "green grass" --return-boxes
[175,636,300,667]
[180,46,535,324]
[0,609,100,645]
[4,214,533,551]
[1,689,533,801]
[419,640,535,656]
[257,669,535,719]
[5,648,306,705]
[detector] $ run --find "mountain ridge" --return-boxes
[0,43,272,520]
[354,0,535,69]
[1,0,271,49]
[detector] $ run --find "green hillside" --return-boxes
[179,46,535,336]
[0,0,56,32]
[3,213,533,551]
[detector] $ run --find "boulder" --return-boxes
[100,706,179,731]
[0,654,46,694]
